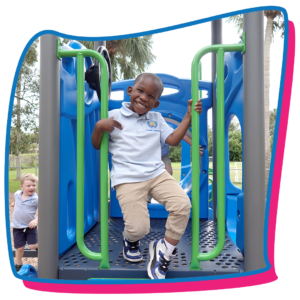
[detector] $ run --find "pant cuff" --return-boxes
[165,229,182,241]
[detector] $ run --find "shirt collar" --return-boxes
[120,102,152,119]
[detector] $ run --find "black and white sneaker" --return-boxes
[147,239,176,279]
[123,233,143,262]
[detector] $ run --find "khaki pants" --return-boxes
[115,171,191,242]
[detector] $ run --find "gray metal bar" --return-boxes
[211,19,222,221]
[38,35,60,279]
[243,12,266,271]
[94,41,106,50]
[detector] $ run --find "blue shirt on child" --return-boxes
[11,190,38,229]
[161,142,170,157]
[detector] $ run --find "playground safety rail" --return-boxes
[190,33,245,270]
[57,39,110,269]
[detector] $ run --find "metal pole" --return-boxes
[94,41,106,50]
[243,12,266,271]
[94,40,105,204]
[211,19,222,221]
[38,35,60,279]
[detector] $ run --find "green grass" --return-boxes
[8,162,243,194]
[209,162,242,190]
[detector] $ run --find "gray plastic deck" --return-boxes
[58,219,244,280]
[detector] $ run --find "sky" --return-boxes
[146,18,283,112]
[110,17,284,127]
[36,19,284,130]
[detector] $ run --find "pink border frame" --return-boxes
[23,20,295,294]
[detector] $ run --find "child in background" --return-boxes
[92,73,202,279]
[11,173,38,272]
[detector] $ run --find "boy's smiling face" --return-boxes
[21,179,37,198]
[127,75,161,115]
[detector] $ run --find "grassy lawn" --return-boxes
[171,162,242,189]
[209,162,242,190]
[8,162,243,194]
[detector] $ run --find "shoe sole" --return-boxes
[147,241,155,279]
[123,248,143,262]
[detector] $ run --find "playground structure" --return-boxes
[19,12,265,280]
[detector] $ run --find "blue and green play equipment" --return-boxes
[52,35,246,278]
[20,12,266,280]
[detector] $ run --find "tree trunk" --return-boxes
[264,16,273,197]
[16,85,21,180]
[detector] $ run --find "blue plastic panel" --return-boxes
[220,51,244,249]
[58,41,101,256]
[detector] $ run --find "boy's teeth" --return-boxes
[137,102,145,108]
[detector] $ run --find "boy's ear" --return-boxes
[153,100,160,109]
[127,86,133,95]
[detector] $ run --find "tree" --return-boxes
[169,144,182,162]
[10,128,30,155]
[269,108,277,150]
[208,125,213,157]
[226,11,284,195]
[62,36,156,81]
[228,130,242,161]
[12,39,39,179]
[228,118,242,162]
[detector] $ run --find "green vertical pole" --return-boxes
[76,53,86,257]
[199,61,202,99]
[99,66,110,269]
[190,56,201,270]
[215,48,226,252]
[57,43,110,268]
[189,37,245,270]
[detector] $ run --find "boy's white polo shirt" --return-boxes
[108,102,174,188]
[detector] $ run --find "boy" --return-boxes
[148,138,203,203]
[91,73,202,279]
[11,173,38,272]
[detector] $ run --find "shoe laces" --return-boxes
[127,239,139,251]
[158,249,176,273]
[158,256,171,272]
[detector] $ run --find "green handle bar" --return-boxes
[190,33,245,270]
[57,39,110,269]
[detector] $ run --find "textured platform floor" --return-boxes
[59,219,244,280]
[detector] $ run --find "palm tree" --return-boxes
[227,11,284,196]
[62,36,156,81]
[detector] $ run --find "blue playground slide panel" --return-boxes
[109,74,212,219]
[222,51,244,245]
[209,50,244,244]
[226,195,238,244]
[223,51,244,196]
[236,192,245,254]
[59,41,100,256]
[18,264,37,278]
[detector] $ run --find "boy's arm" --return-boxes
[182,135,192,145]
[182,135,203,156]
[91,116,123,149]
[165,99,202,146]
[28,215,38,229]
